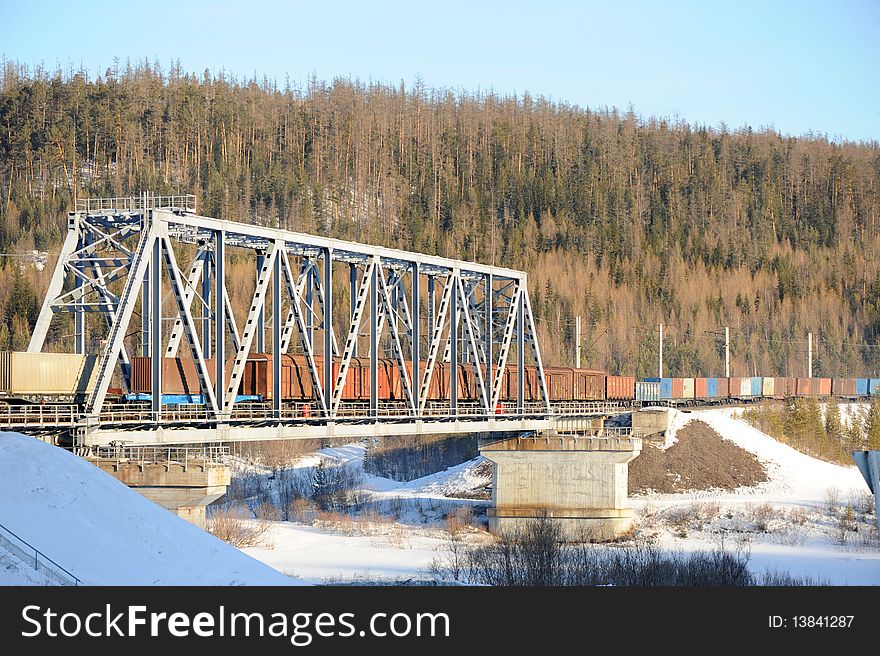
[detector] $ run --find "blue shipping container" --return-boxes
[707,378,719,397]
[659,378,673,399]
[856,378,869,395]
[751,377,763,397]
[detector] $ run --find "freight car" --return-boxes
[129,356,609,405]
[0,352,100,402]
[3,350,880,412]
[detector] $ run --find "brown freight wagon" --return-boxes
[832,378,857,397]
[606,375,635,400]
[818,378,832,396]
[499,365,541,402]
[770,377,790,398]
[242,354,318,400]
[573,369,606,401]
[795,378,821,396]
[717,377,730,398]
[544,367,575,400]
[727,377,742,397]
[131,356,224,395]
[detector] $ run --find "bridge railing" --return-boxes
[91,445,230,468]
[75,194,197,214]
[0,521,81,586]
[0,398,634,431]
[0,404,79,426]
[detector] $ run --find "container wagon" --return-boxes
[0,352,99,400]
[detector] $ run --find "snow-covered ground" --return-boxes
[241,409,879,585]
[0,432,296,586]
[3,405,877,586]
[242,444,489,583]
[633,408,880,585]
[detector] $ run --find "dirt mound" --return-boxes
[629,420,767,495]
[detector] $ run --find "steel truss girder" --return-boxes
[31,200,550,423]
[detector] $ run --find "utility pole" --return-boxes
[575,315,581,369]
[659,323,664,378]
[725,326,730,378]
[808,332,813,378]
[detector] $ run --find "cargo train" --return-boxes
[1,351,878,409]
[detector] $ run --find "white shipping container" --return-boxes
[0,352,98,396]
[635,381,660,402]
[681,378,695,399]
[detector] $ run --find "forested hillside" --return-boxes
[1,60,879,377]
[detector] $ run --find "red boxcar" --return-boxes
[796,378,821,396]
[132,356,223,395]
[500,366,541,401]
[671,378,684,399]
[695,378,708,399]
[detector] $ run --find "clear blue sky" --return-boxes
[2,0,878,142]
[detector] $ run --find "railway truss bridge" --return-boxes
[16,194,629,448]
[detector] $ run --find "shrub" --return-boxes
[430,516,820,586]
[207,506,270,548]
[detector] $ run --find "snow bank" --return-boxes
[0,432,295,586]
[695,410,866,502]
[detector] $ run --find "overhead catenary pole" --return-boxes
[575,315,581,369]
[658,323,664,378]
[808,332,813,378]
[725,326,730,378]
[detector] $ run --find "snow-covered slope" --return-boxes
[636,410,880,585]
[0,432,295,586]
[698,409,866,501]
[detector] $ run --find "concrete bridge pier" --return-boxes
[90,455,230,529]
[480,432,642,542]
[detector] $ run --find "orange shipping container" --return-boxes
[671,378,684,399]
[606,375,635,400]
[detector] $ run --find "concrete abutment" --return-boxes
[90,457,230,529]
[481,433,642,541]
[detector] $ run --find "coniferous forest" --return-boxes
[1,60,879,377]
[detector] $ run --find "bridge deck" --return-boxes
[0,400,632,446]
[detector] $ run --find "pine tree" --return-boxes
[825,397,842,441]
[805,396,828,456]
[312,459,341,511]
[866,398,880,451]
